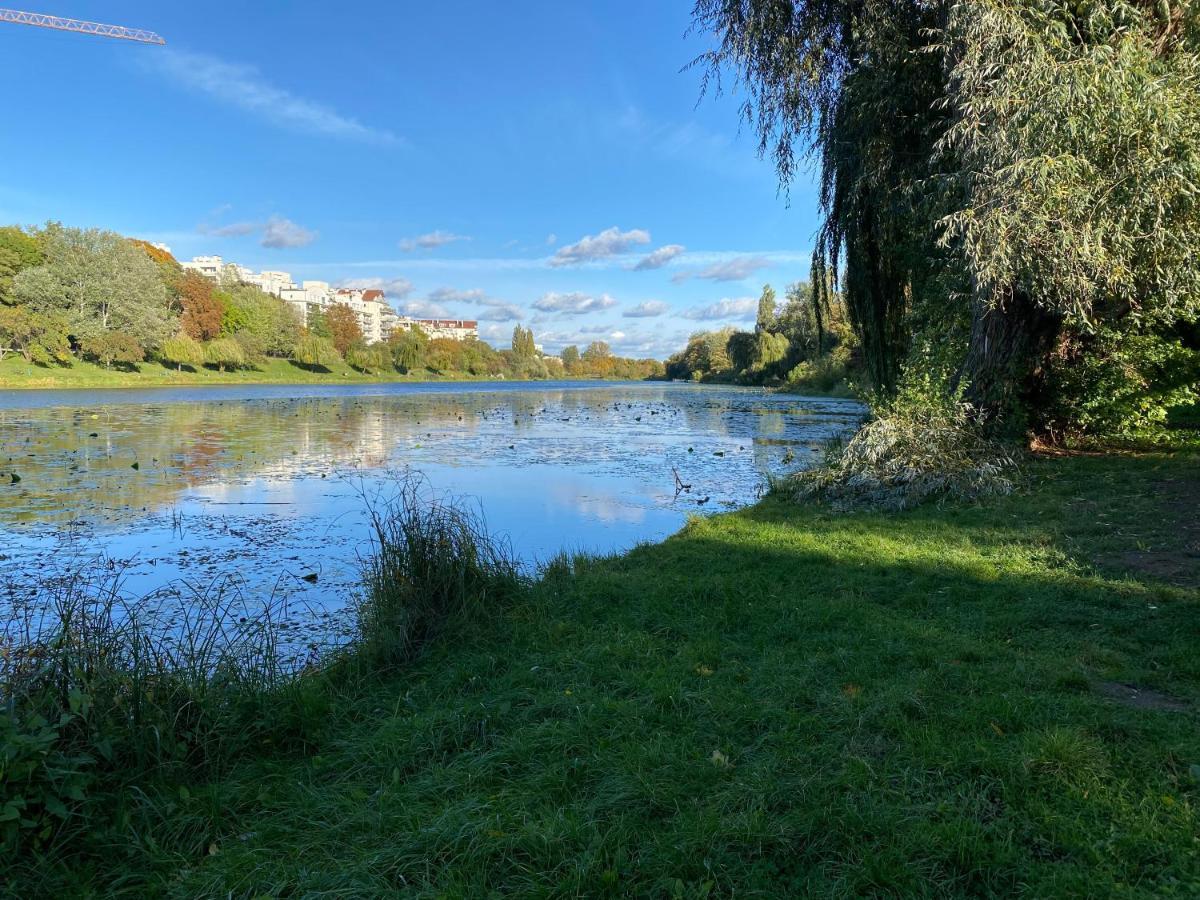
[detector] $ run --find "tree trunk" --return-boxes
[955,288,1060,433]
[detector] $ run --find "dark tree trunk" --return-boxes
[955,288,1060,433]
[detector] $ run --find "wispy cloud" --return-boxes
[623,300,670,318]
[632,244,685,271]
[428,287,485,304]
[532,291,618,315]
[339,276,414,299]
[261,216,317,249]
[428,287,523,321]
[399,230,470,252]
[674,255,771,284]
[153,49,400,145]
[682,297,758,320]
[198,220,257,238]
[550,227,650,267]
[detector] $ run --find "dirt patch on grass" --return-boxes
[1095,681,1190,712]
[1100,475,1200,588]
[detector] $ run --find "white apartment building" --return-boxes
[420,319,479,341]
[280,280,333,327]
[179,255,478,346]
[333,288,388,344]
[180,255,224,279]
[251,270,295,297]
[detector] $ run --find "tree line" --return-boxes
[0,223,661,381]
[665,283,856,392]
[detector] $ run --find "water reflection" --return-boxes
[0,381,862,645]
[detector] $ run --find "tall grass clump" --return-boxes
[355,478,523,672]
[0,570,320,856]
[787,369,1020,510]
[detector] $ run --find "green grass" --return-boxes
[0,355,611,390]
[12,451,1200,897]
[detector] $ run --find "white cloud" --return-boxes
[632,244,685,271]
[674,255,771,283]
[623,300,670,318]
[549,227,650,267]
[531,325,687,359]
[153,50,399,145]
[532,291,618,315]
[428,287,487,304]
[339,276,414,299]
[400,300,451,318]
[399,230,469,252]
[682,297,758,320]
[261,216,317,249]
[427,287,524,321]
[545,233,558,246]
[477,304,524,322]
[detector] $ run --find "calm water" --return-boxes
[0,381,861,650]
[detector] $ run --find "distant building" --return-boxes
[179,254,478,346]
[180,255,224,279]
[251,270,295,297]
[419,319,478,341]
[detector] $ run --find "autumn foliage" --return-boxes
[178,271,226,341]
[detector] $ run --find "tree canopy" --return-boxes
[692,0,1200,437]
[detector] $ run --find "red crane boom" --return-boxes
[0,8,164,44]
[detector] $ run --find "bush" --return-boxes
[1044,327,1200,441]
[788,369,1019,510]
[345,341,391,374]
[786,345,853,394]
[159,332,204,371]
[292,334,340,369]
[204,336,247,372]
[0,307,70,366]
[80,332,143,369]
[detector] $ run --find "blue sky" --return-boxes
[0,1,822,357]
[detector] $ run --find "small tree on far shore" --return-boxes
[292,333,339,370]
[160,332,204,371]
[82,332,144,370]
[204,336,246,373]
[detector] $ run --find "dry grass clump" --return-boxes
[788,374,1020,510]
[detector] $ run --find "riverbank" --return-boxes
[11,446,1198,895]
[0,355,625,390]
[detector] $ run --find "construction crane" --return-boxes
[0,8,164,44]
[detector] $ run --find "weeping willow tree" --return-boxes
[692,0,1200,438]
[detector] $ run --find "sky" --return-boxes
[0,1,823,358]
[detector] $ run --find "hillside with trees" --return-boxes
[0,223,661,385]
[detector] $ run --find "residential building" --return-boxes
[420,319,478,341]
[180,255,224,279]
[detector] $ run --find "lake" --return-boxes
[0,381,862,653]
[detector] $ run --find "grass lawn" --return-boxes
[21,450,1200,897]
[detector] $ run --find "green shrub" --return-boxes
[159,332,204,371]
[0,571,302,855]
[0,699,95,854]
[292,333,340,369]
[789,368,1019,510]
[204,337,247,372]
[1044,326,1200,441]
[80,332,143,369]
